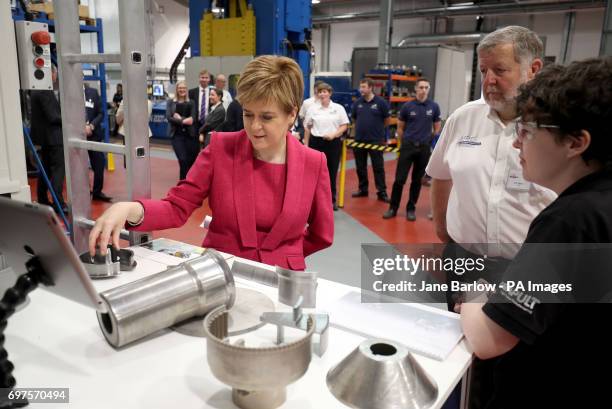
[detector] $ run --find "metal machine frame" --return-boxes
[187,0,313,92]
[54,0,151,253]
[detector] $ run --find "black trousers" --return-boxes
[309,137,341,204]
[88,149,105,195]
[172,133,200,180]
[389,142,431,211]
[37,145,66,206]
[353,145,386,194]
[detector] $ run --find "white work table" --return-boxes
[6,244,472,409]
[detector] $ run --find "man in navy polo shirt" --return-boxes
[383,78,441,221]
[351,78,391,202]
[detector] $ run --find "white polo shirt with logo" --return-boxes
[426,98,557,258]
[305,102,349,137]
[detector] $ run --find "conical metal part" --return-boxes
[326,339,438,409]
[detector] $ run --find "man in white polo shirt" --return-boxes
[428,25,555,261]
[426,25,556,409]
[214,73,233,111]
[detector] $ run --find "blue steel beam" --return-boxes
[188,0,213,57]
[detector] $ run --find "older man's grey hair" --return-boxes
[477,26,544,65]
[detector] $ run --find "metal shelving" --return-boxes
[12,5,111,144]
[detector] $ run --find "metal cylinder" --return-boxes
[204,306,315,409]
[96,249,235,348]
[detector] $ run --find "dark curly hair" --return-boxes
[516,57,612,167]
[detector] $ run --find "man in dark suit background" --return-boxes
[188,69,211,136]
[84,84,111,202]
[30,66,68,213]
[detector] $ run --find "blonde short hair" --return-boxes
[236,55,303,114]
[174,81,189,102]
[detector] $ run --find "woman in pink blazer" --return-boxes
[89,56,334,270]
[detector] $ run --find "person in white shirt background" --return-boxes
[425,25,557,409]
[299,80,324,122]
[304,82,349,211]
[214,73,233,112]
[295,80,324,141]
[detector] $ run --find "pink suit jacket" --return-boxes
[131,130,334,270]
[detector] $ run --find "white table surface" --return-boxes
[6,245,472,409]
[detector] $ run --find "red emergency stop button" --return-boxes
[31,31,51,45]
[34,57,46,68]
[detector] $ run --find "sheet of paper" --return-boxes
[324,291,464,361]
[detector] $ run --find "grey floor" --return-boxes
[306,210,385,288]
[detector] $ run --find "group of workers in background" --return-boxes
[296,75,441,215]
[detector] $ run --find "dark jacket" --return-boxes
[84,86,104,141]
[188,86,207,131]
[220,99,244,132]
[199,103,225,135]
[166,99,196,138]
[30,90,63,146]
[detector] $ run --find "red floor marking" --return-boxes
[340,156,440,244]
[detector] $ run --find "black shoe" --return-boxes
[377,192,390,203]
[351,191,368,198]
[406,210,416,221]
[333,203,339,211]
[92,192,113,202]
[382,208,397,219]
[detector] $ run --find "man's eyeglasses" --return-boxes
[514,120,560,141]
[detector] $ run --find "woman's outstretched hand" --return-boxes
[88,202,144,256]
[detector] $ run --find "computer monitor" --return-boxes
[152,83,164,97]
[0,197,106,312]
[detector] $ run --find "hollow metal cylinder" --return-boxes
[96,249,235,348]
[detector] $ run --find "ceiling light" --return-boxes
[312,0,321,4]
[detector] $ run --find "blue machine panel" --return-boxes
[285,0,310,32]
[188,0,213,58]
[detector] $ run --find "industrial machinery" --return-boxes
[352,45,466,120]
[185,0,313,92]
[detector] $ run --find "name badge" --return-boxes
[506,169,530,191]
[457,135,481,147]
[85,99,94,108]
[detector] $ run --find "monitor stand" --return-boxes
[0,256,53,408]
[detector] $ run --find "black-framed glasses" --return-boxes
[515,120,560,141]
